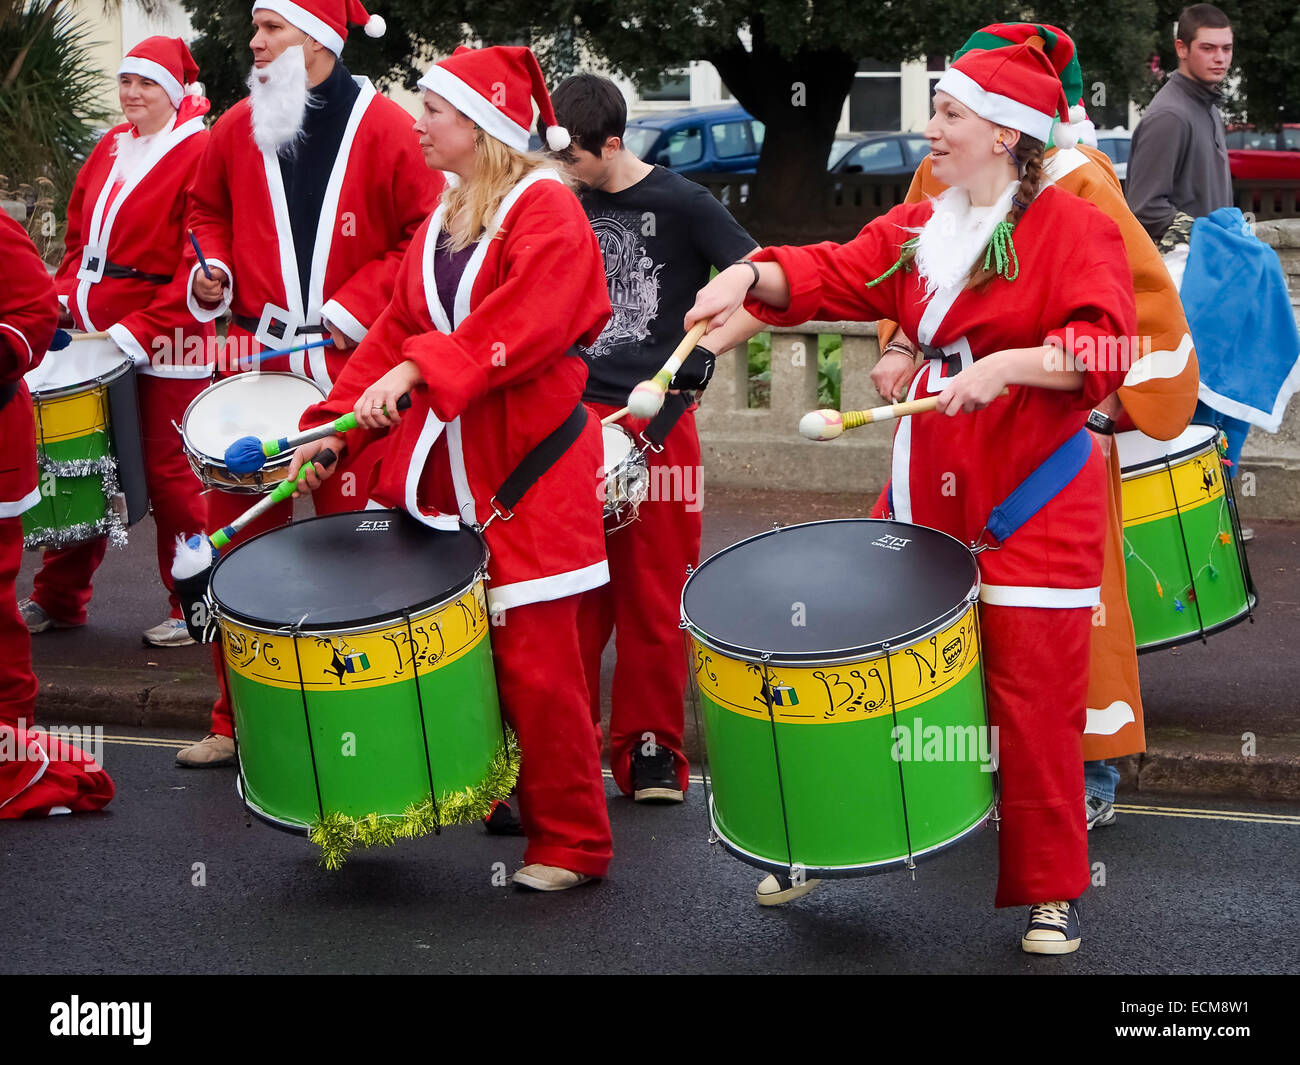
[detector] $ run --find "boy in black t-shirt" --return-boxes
[552,74,757,803]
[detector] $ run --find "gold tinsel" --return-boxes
[308,729,521,870]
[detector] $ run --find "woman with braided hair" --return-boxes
[687,44,1137,954]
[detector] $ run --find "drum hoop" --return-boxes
[29,355,133,401]
[680,518,981,666]
[209,512,490,635]
[1118,422,1220,480]
[180,372,326,469]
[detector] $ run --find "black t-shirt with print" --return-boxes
[577,165,757,406]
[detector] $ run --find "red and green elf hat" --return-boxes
[935,42,1079,149]
[956,22,1087,123]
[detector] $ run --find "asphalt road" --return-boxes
[2,723,1296,975]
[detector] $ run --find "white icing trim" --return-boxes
[402,408,455,529]
[1043,146,1091,184]
[445,417,476,527]
[1085,700,1137,736]
[935,67,1055,142]
[259,144,305,328]
[416,65,531,152]
[0,487,41,519]
[320,297,366,341]
[252,0,345,55]
[107,322,149,367]
[117,56,183,107]
[186,257,234,322]
[978,583,1101,608]
[0,729,49,812]
[1123,333,1194,389]
[487,560,610,613]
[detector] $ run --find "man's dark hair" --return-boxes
[550,73,627,153]
[1177,4,1232,45]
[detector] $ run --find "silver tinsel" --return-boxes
[23,463,128,551]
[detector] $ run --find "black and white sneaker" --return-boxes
[1085,794,1117,830]
[1021,899,1082,955]
[631,748,683,803]
[484,798,524,836]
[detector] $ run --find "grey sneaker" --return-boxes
[1085,794,1116,830]
[1240,527,1255,543]
[18,597,79,634]
[142,617,195,647]
[1022,899,1082,955]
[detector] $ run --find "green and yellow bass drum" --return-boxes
[1116,425,1257,652]
[682,519,995,879]
[209,510,515,863]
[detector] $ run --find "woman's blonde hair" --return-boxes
[441,129,564,252]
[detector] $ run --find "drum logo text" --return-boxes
[355,519,392,531]
[872,535,912,551]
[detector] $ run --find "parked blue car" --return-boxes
[622,105,764,174]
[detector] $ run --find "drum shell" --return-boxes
[683,520,993,877]
[601,423,648,532]
[1119,427,1255,651]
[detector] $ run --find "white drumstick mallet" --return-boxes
[626,321,709,419]
[800,389,1010,440]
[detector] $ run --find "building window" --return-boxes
[850,59,901,130]
[639,70,691,102]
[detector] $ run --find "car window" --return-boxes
[751,120,765,150]
[1283,128,1300,150]
[622,126,662,161]
[711,120,754,159]
[843,138,905,173]
[903,134,930,163]
[662,127,704,166]
[1099,138,1131,165]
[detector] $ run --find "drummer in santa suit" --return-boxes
[870,22,1201,835]
[178,0,442,767]
[289,45,615,891]
[690,44,1137,953]
[18,37,215,650]
[548,73,758,804]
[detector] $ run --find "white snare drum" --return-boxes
[181,372,326,493]
[601,423,649,532]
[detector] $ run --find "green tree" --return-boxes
[181,1,1162,232]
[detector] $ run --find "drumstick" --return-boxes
[172,448,339,583]
[600,407,629,426]
[626,321,709,419]
[223,394,411,475]
[249,336,335,367]
[799,389,1011,440]
[188,229,213,280]
[63,330,111,342]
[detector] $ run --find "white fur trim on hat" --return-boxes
[546,124,570,151]
[416,64,531,152]
[365,14,385,37]
[936,67,1054,143]
[118,56,183,109]
[253,1,346,56]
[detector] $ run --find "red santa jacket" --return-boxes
[187,78,442,392]
[54,100,214,378]
[303,170,613,612]
[0,211,59,516]
[0,726,114,818]
[748,184,1136,606]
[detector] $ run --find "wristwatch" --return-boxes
[1086,409,1115,435]
[735,260,760,290]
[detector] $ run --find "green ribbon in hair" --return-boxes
[982,220,1020,281]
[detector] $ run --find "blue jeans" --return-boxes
[1084,760,1120,803]
[1194,401,1250,478]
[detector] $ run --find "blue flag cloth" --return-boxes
[1180,206,1300,432]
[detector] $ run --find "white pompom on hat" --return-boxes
[251,0,385,56]
[418,45,570,155]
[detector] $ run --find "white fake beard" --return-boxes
[247,44,310,154]
[913,180,1019,298]
[112,121,169,181]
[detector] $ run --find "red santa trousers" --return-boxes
[578,399,701,796]
[495,594,613,877]
[0,517,36,729]
[0,725,115,817]
[31,374,208,623]
[205,442,380,737]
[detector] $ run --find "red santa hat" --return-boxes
[251,0,386,57]
[935,42,1079,150]
[417,45,570,154]
[117,36,202,110]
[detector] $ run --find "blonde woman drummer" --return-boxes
[20,37,214,647]
[290,46,615,891]
[689,44,1137,954]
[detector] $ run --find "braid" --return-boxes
[967,135,1045,289]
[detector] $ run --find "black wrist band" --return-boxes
[736,260,760,290]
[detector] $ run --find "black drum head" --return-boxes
[682,519,979,662]
[210,510,486,630]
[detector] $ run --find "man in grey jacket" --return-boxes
[1126,4,1234,250]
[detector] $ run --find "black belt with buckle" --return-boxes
[102,260,170,285]
[918,342,966,372]
[231,313,323,340]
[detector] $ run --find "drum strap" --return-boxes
[640,391,692,451]
[983,427,1092,545]
[491,401,589,515]
[0,380,16,413]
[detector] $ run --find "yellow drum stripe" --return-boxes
[32,388,110,443]
[1122,447,1225,528]
[222,584,489,691]
[693,606,980,724]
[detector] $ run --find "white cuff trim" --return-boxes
[107,322,149,368]
[321,298,366,342]
[979,583,1101,609]
[186,258,233,323]
[0,487,42,519]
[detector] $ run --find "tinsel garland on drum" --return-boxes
[308,729,521,870]
[22,455,127,551]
